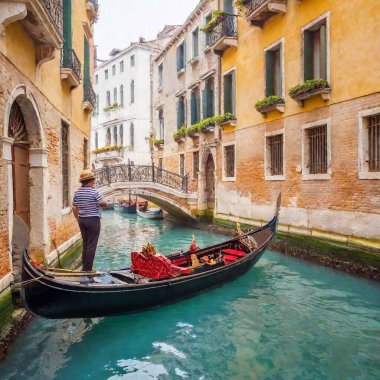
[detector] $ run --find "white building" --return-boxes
[91,27,178,168]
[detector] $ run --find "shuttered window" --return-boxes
[368,115,380,172]
[265,45,282,97]
[224,144,235,178]
[191,88,201,125]
[61,122,69,208]
[192,28,199,58]
[177,96,185,129]
[304,22,327,80]
[113,126,118,145]
[307,125,327,174]
[106,128,111,146]
[202,78,215,118]
[204,14,212,47]
[83,37,90,88]
[267,135,283,176]
[63,0,72,49]
[176,42,186,71]
[224,71,236,115]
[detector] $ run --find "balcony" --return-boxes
[86,0,99,23]
[244,0,287,27]
[60,48,82,88]
[205,14,238,55]
[83,83,96,112]
[0,0,64,65]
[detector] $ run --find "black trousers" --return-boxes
[78,216,101,271]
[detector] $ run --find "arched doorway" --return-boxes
[205,154,215,210]
[9,102,30,227]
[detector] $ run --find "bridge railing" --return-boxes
[94,164,189,193]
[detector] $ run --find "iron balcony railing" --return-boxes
[94,164,189,193]
[41,0,63,36]
[83,82,96,107]
[60,48,82,83]
[207,14,238,47]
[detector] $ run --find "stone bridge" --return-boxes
[94,164,198,220]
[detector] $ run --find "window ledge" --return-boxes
[302,173,331,181]
[222,177,236,182]
[265,174,285,181]
[61,207,71,216]
[220,118,237,127]
[359,172,380,180]
[292,87,331,106]
[177,68,186,77]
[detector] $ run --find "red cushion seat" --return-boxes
[223,254,239,264]
[222,249,247,257]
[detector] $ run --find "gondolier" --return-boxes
[72,170,106,271]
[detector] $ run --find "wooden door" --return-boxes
[205,154,215,210]
[12,145,30,226]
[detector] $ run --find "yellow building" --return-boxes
[0,0,98,292]
[205,0,380,247]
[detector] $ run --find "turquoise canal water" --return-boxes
[1,211,380,380]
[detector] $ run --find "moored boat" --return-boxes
[113,202,137,213]
[100,202,114,210]
[21,195,281,319]
[137,202,164,220]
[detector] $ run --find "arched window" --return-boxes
[106,91,111,106]
[113,125,118,145]
[158,109,164,140]
[130,123,134,150]
[120,85,124,106]
[119,124,123,145]
[106,128,111,146]
[130,80,135,103]
[113,87,117,104]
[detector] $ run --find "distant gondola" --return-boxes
[21,195,281,319]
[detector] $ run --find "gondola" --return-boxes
[137,202,164,220]
[21,195,281,319]
[113,202,137,213]
[100,202,114,211]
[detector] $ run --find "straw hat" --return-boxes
[79,169,95,182]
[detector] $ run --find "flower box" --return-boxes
[255,96,285,116]
[289,79,330,106]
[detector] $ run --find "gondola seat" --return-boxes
[223,254,240,264]
[131,252,190,279]
[222,249,247,257]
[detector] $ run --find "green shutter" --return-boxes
[209,84,215,117]
[224,75,232,114]
[274,49,282,96]
[224,0,234,13]
[177,100,181,129]
[191,92,196,124]
[231,71,236,116]
[176,46,181,71]
[265,50,275,97]
[63,0,72,49]
[84,37,90,87]
[320,24,327,80]
[304,30,314,80]
[202,88,208,118]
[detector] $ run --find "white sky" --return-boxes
[94,0,200,60]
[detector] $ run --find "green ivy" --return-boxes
[188,113,235,135]
[255,96,285,112]
[152,138,164,145]
[288,79,329,98]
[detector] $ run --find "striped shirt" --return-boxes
[72,186,103,218]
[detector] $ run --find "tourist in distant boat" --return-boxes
[72,170,107,271]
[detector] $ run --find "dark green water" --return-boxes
[1,212,380,380]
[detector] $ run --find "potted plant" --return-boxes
[255,95,285,115]
[152,138,164,149]
[288,79,330,105]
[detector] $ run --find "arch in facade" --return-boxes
[198,143,217,212]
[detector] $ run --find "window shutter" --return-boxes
[177,100,181,129]
[183,42,186,68]
[209,84,215,117]
[224,0,234,13]
[63,0,72,49]
[274,49,282,96]
[202,88,208,118]
[231,71,236,116]
[84,37,90,87]
[265,50,275,97]
[176,46,180,71]
[304,30,314,80]
[191,92,196,124]
[320,24,327,80]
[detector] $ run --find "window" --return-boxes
[113,87,117,104]
[179,154,185,176]
[159,109,164,140]
[61,121,69,208]
[223,143,235,180]
[303,17,327,81]
[192,27,199,58]
[106,91,111,106]
[120,60,124,72]
[158,63,163,89]
[302,119,331,180]
[113,126,118,145]
[359,108,380,179]
[265,132,284,179]
[130,80,135,103]
[202,78,214,118]
[83,138,88,169]
[177,96,185,129]
[95,131,99,149]
[112,64,116,75]
[193,151,199,179]
[130,123,134,150]
[106,127,111,146]
[204,14,212,47]
[95,74,98,84]
[176,41,186,72]
[224,70,236,115]
[130,55,135,67]
[119,124,123,145]
[105,69,108,79]
[223,0,234,13]
[265,41,283,97]
[190,88,201,125]
[120,85,124,106]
